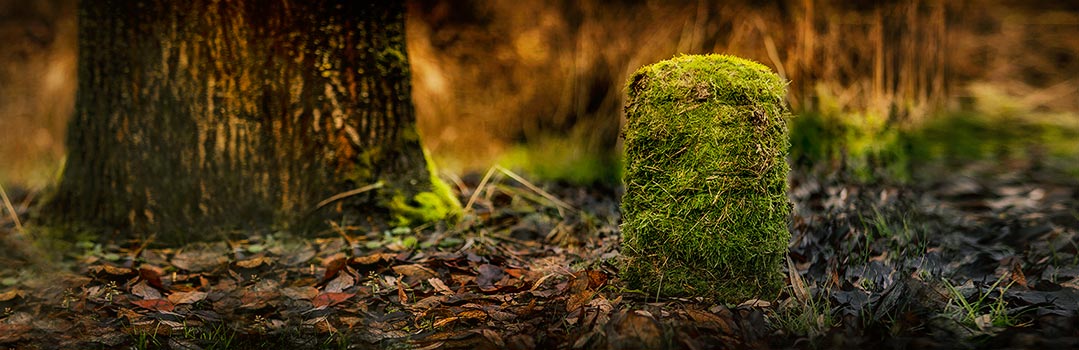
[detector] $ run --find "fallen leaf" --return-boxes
[88,264,134,277]
[131,281,162,300]
[239,290,279,309]
[171,246,227,272]
[566,289,596,312]
[320,255,349,282]
[339,316,362,329]
[117,307,142,321]
[458,309,486,320]
[1011,261,1028,288]
[685,309,734,334]
[586,270,608,290]
[138,266,166,290]
[167,291,207,305]
[529,274,556,292]
[312,292,354,308]
[606,310,662,350]
[397,279,409,304]
[475,329,505,348]
[235,256,273,269]
[350,252,396,266]
[0,289,25,302]
[476,264,505,291]
[0,324,31,343]
[281,286,319,300]
[433,316,459,328]
[132,298,175,312]
[324,273,355,293]
[413,341,446,350]
[428,278,454,295]
[737,299,771,308]
[504,268,527,278]
[393,264,438,281]
[281,244,317,266]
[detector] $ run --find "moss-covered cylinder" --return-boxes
[620,54,791,302]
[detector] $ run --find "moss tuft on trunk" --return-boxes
[620,54,792,302]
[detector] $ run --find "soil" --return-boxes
[1,160,1077,349]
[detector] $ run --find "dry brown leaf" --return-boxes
[131,281,162,300]
[787,255,809,302]
[586,270,608,290]
[411,295,447,311]
[314,317,336,333]
[0,324,31,343]
[281,286,319,300]
[393,264,438,280]
[476,329,505,348]
[607,310,663,349]
[138,265,166,289]
[171,247,227,272]
[324,273,355,293]
[0,289,25,302]
[504,268,527,278]
[131,298,174,312]
[1011,261,1028,288]
[239,290,279,309]
[457,309,487,320]
[476,264,505,291]
[412,341,446,350]
[566,289,596,312]
[529,273,556,292]
[565,270,591,293]
[351,252,396,265]
[320,255,348,281]
[116,307,142,322]
[428,277,454,295]
[397,279,409,304]
[167,290,207,305]
[487,308,517,322]
[685,309,733,334]
[235,256,273,269]
[312,292,354,308]
[737,299,771,308]
[339,316,362,329]
[89,264,134,276]
[433,316,459,328]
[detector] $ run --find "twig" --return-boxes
[495,166,578,215]
[0,183,24,234]
[441,170,468,198]
[464,166,498,212]
[314,181,385,211]
[329,221,355,247]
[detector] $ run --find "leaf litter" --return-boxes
[0,161,1077,349]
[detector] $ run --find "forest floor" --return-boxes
[1,160,1078,350]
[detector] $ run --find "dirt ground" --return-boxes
[1,159,1077,349]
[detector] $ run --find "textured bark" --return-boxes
[45,0,439,243]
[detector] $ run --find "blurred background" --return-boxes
[2,0,1078,191]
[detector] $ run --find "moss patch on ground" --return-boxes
[620,54,791,302]
[789,84,1079,182]
[389,149,462,227]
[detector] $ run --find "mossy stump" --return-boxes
[620,54,791,302]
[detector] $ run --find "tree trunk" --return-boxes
[43,0,457,244]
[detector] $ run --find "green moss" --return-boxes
[620,54,791,302]
[790,84,1079,181]
[789,109,911,182]
[388,149,462,227]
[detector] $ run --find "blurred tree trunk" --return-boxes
[43,0,456,244]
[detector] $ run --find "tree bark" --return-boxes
[43,0,455,244]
